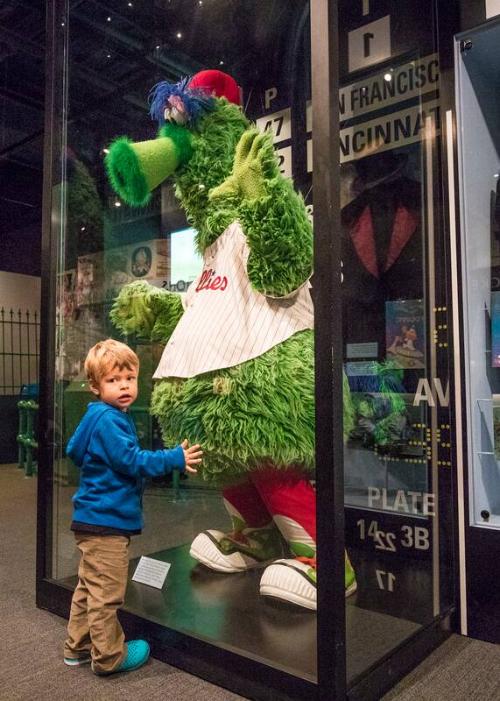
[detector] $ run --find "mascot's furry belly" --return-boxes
[151,331,315,484]
[150,221,318,484]
[151,222,351,484]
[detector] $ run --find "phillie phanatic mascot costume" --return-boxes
[106,70,356,610]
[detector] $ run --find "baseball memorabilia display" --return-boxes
[105,69,356,610]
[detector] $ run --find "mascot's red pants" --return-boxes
[222,467,316,548]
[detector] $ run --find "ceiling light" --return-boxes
[176,31,183,39]
[219,60,224,65]
[128,1,133,5]
[107,16,112,22]
[80,226,86,232]
[102,148,110,154]
[155,45,160,50]
[114,200,122,207]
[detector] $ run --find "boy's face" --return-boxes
[90,365,138,411]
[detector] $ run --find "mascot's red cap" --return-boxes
[188,69,242,106]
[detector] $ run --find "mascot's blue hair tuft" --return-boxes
[148,76,216,126]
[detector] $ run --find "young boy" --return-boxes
[63,339,202,675]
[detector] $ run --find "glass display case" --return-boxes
[455,13,500,643]
[38,1,458,698]
[456,17,500,529]
[339,0,457,681]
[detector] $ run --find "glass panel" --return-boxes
[338,0,455,684]
[456,20,500,527]
[51,0,316,680]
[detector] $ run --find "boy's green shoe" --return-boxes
[259,553,357,610]
[92,640,150,676]
[190,525,286,572]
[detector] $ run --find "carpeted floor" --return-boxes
[2,463,500,701]
[0,465,244,701]
[382,633,500,700]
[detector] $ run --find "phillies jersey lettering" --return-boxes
[153,220,314,379]
[195,269,228,292]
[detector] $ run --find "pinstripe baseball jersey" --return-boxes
[153,220,313,379]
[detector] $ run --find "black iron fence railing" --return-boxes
[0,308,40,396]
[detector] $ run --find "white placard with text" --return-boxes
[486,0,500,18]
[132,556,171,589]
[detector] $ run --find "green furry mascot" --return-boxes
[106,70,356,610]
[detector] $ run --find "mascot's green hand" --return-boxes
[209,128,279,203]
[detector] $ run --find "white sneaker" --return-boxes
[189,527,285,573]
[260,557,357,610]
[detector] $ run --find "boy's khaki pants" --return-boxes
[64,533,130,674]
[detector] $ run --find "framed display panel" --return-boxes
[338,0,458,693]
[456,17,500,531]
[455,15,500,642]
[37,1,457,698]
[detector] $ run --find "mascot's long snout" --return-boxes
[105,69,241,208]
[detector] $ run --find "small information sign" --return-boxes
[132,556,171,589]
[486,0,500,19]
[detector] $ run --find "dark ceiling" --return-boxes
[0,0,45,275]
[0,0,309,276]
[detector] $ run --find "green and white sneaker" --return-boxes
[189,526,286,573]
[259,555,357,610]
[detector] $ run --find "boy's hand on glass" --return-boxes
[181,439,202,473]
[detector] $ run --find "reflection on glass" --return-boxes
[340,0,454,684]
[53,0,319,683]
[48,0,455,689]
[457,19,500,527]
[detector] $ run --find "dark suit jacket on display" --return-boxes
[342,177,423,358]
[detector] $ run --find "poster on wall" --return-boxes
[76,240,170,305]
[386,299,425,369]
[76,253,104,307]
[59,269,76,318]
[491,292,500,367]
[493,396,500,460]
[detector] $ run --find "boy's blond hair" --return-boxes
[84,339,139,386]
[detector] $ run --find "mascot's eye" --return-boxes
[163,106,189,125]
[163,96,189,125]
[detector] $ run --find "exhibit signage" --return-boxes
[132,556,171,589]
[339,99,440,163]
[347,15,392,73]
[367,487,436,516]
[257,53,440,174]
[339,54,439,120]
[413,378,450,407]
[486,0,500,18]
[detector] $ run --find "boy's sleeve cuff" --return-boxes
[171,445,186,471]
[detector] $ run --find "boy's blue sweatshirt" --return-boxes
[67,401,185,532]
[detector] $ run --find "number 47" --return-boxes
[263,116,284,137]
[376,570,396,592]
